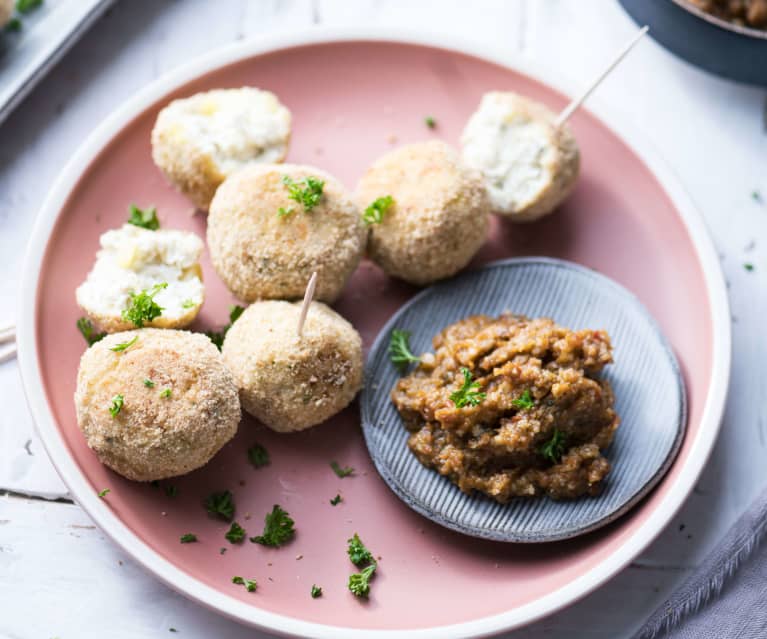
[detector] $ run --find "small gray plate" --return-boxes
[360,258,687,543]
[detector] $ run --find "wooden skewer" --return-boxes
[297,272,318,337]
[555,25,649,129]
[0,324,16,364]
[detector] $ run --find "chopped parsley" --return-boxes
[347,534,378,598]
[165,485,178,498]
[744,263,755,272]
[232,576,257,592]
[122,282,167,327]
[362,195,394,225]
[311,584,322,598]
[109,394,124,417]
[511,389,535,410]
[205,490,235,522]
[281,175,325,213]
[330,494,342,506]
[127,204,160,230]
[143,378,155,388]
[249,505,295,547]
[424,115,436,129]
[388,329,420,372]
[97,488,110,498]
[247,443,269,468]
[205,304,245,350]
[330,461,354,478]
[110,335,138,352]
[160,388,172,399]
[539,429,567,464]
[6,17,21,31]
[277,206,294,218]
[180,533,197,543]
[219,547,227,555]
[76,317,106,346]
[449,368,486,408]
[17,0,43,13]
[181,299,196,309]
[225,522,246,544]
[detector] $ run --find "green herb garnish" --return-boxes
[109,394,124,417]
[17,0,43,13]
[330,494,342,506]
[127,204,160,230]
[311,584,322,598]
[143,378,155,388]
[347,533,374,566]
[160,388,172,399]
[277,206,295,218]
[181,299,196,309]
[744,263,755,272]
[205,304,245,350]
[449,368,486,408]
[76,317,106,346]
[122,282,167,327]
[232,576,257,592]
[424,115,436,129]
[110,335,138,352]
[511,389,535,410]
[180,533,197,544]
[97,488,110,498]
[5,17,21,31]
[330,461,354,478]
[349,565,376,597]
[205,490,235,522]
[362,195,394,225]
[249,505,295,547]
[752,190,763,205]
[281,175,325,213]
[247,443,269,468]
[388,329,420,372]
[539,429,567,464]
[225,522,246,544]
[347,534,378,598]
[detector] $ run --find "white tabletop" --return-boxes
[1,1,765,637]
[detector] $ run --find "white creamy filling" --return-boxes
[462,95,556,213]
[161,87,291,174]
[76,224,204,320]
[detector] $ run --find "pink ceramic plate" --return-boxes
[17,30,730,638]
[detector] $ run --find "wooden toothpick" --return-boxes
[297,271,318,337]
[555,25,649,129]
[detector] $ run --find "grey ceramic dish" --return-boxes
[360,258,687,543]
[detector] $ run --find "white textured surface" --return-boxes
[0,0,765,638]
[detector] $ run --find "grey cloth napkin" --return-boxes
[633,487,767,639]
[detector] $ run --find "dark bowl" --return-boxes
[619,0,767,85]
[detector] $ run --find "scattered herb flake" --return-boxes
[249,505,295,547]
[539,429,567,464]
[511,389,535,410]
[122,282,167,327]
[17,0,43,13]
[247,443,269,468]
[311,584,322,598]
[219,547,227,555]
[281,175,325,213]
[330,494,342,506]
[205,490,235,522]
[76,317,106,346]
[180,533,197,544]
[346,534,378,598]
[205,304,245,350]
[110,335,138,352]
[744,262,755,272]
[449,368,486,408]
[347,533,375,566]
[109,394,124,417]
[330,461,354,478]
[424,115,436,129]
[362,195,394,225]
[752,190,763,205]
[165,485,178,498]
[127,204,160,230]
[232,576,257,592]
[160,388,172,399]
[97,488,110,498]
[181,299,196,309]
[225,521,246,544]
[5,17,21,31]
[389,329,420,372]
[277,206,295,218]
[143,378,155,388]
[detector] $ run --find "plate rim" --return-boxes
[15,27,731,639]
[360,256,689,543]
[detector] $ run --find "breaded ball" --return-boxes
[355,141,490,286]
[151,87,291,210]
[0,0,13,27]
[461,91,580,222]
[75,224,204,333]
[208,164,366,303]
[222,300,363,433]
[74,329,240,481]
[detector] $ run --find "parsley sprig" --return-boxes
[539,429,567,464]
[389,329,420,372]
[362,195,394,225]
[449,368,486,408]
[109,394,124,417]
[311,584,322,598]
[205,490,235,522]
[76,317,106,346]
[205,304,245,350]
[122,282,167,327]
[347,533,378,598]
[127,204,160,230]
[232,576,257,592]
[330,494,342,506]
[180,533,198,543]
[247,443,269,468]
[511,389,535,410]
[250,505,295,547]
[110,335,138,352]
[225,522,246,544]
[330,461,354,478]
[280,175,325,215]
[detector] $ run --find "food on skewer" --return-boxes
[151,87,292,210]
[74,329,241,481]
[207,164,366,303]
[461,92,580,222]
[222,300,363,433]
[75,222,204,333]
[355,140,490,286]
